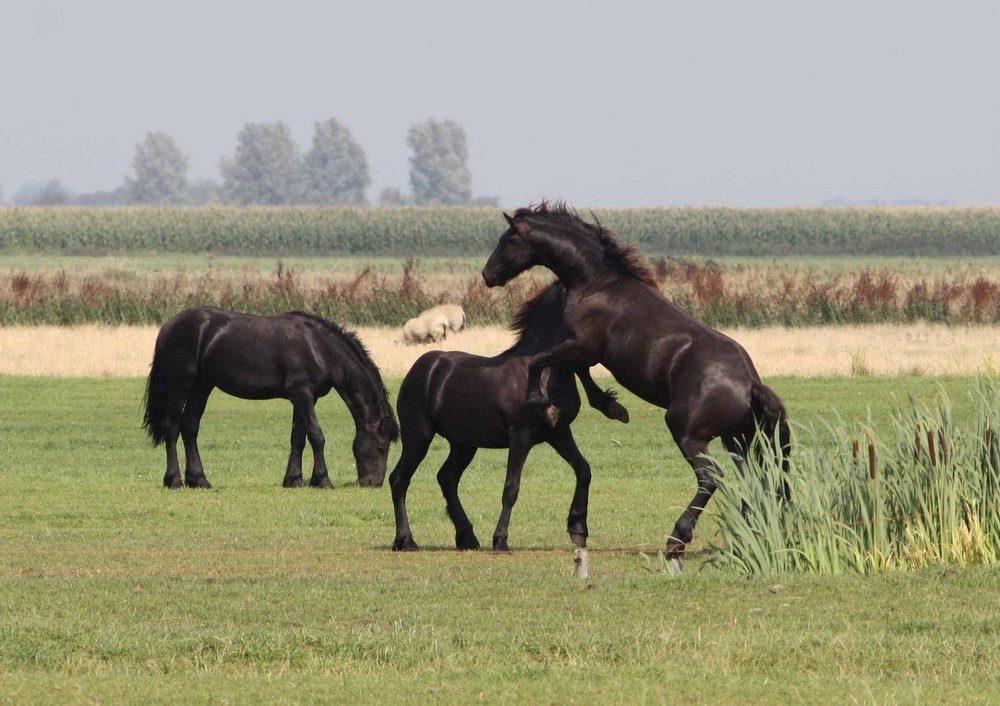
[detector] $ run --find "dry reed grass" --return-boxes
[1,323,996,379]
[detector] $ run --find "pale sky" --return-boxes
[2,0,998,207]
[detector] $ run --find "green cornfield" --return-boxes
[3,205,1000,256]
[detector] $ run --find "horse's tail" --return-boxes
[142,347,169,447]
[750,381,790,473]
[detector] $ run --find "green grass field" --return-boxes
[3,374,999,704]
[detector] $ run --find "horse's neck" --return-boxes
[534,231,605,289]
[326,345,383,426]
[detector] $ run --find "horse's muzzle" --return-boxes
[482,269,506,288]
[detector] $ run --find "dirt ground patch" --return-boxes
[0,323,996,378]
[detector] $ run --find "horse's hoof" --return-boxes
[392,537,419,551]
[492,538,511,553]
[666,541,687,576]
[569,532,587,548]
[163,473,182,489]
[186,477,211,489]
[606,401,630,424]
[282,477,304,488]
[526,393,551,409]
[456,532,481,551]
[309,477,334,489]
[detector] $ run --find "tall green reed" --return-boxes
[707,378,1000,576]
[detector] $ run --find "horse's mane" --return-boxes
[509,281,566,338]
[511,201,658,288]
[287,311,399,439]
[501,280,567,355]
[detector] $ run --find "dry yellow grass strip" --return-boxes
[0,323,996,379]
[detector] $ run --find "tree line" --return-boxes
[8,118,496,208]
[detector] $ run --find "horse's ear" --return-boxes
[503,212,514,226]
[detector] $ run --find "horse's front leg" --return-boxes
[291,395,333,488]
[526,340,595,408]
[282,413,306,488]
[576,367,629,423]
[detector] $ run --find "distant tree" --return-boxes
[407,118,472,205]
[378,187,410,206]
[220,122,303,205]
[36,180,72,205]
[187,179,221,206]
[125,132,189,204]
[16,179,72,206]
[13,182,46,205]
[302,118,370,205]
[76,186,128,206]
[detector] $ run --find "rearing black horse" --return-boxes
[143,306,399,489]
[482,203,789,559]
[388,281,629,552]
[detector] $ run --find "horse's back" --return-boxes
[585,281,761,408]
[156,306,249,350]
[398,349,579,448]
[154,307,319,398]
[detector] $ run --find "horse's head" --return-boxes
[354,414,400,487]
[482,212,537,287]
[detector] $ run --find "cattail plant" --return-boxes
[706,378,1000,576]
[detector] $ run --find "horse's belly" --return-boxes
[441,376,516,447]
[202,355,288,400]
[603,358,670,408]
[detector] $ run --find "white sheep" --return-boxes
[401,317,430,345]
[421,313,449,342]
[419,304,466,333]
[401,313,449,345]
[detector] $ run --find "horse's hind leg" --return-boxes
[180,384,213,489]
[548,428,592,548]
[665,415,716,559]
[388,427,434,551]
[492,434,532,552]
[437,442,480,550]
[162,388,189,489]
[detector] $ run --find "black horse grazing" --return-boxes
[143,307,399,489]
[389,282,629,552]
[482,203,790,560]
